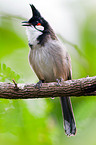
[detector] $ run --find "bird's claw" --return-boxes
[56,78,63,86]
[56,79,61,86]
[34,80,43,89]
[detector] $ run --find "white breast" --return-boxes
[26,26,43,45]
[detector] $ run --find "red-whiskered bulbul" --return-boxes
[22,4,76,136]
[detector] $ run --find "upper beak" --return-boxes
[22,21,31,26]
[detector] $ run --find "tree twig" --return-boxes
[0,76,96,99]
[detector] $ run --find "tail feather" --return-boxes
[60,97,76,136]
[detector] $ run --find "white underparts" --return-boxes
[26,26,43,45]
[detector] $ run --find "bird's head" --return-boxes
[22,5,57,46]
[22,4,49,33]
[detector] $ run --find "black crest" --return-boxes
[30,4,41,18]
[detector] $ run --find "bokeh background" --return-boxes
[0,0,96,145]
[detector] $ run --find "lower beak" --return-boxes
[22,21,31,26]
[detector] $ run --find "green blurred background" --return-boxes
[0,0,96,145]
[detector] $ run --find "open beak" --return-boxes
[22,21,31,26]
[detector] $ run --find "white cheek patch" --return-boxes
[35,25,44,31]
[26,26,43,45]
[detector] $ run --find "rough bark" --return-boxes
[0,76,96,99]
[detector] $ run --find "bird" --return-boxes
[22,4,76,136]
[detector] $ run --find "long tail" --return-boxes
[60,97,76,136]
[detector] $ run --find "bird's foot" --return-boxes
[56,79,61,86]
[56,78,63,86]
[34,80,44,89]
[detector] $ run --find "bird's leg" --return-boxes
[34,80,44,89]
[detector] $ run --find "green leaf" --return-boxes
[0,63,21,83]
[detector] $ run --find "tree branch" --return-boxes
[0,76,96,99]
